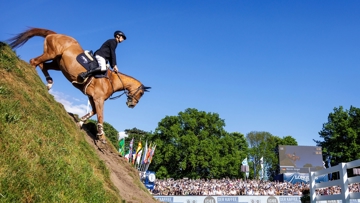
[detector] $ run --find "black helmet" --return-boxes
[114,30,126,40]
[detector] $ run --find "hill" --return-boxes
[0,42,159,203]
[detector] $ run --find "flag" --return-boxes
[144,143,152,164]
[146,147,152,164]
[128,138,134,163]
[242,157,249,178]
[132,152,136,162]
[242,157,248,166]
[132,140,143,165]
[149,145,156,163]
[141,140,148,165]
[136,150,143,165]
[118,138,125,156]
[135,140,142,154]
[260,157,264,180]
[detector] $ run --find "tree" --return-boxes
[148,108,248,179]
[267,135,298,180]
[314,106,360,165]
[246,132,298,180]
[124,127,151,153]
[246,131,273,179]
[281,136,298,146]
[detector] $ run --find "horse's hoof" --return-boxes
[77,121,84,128]
[97,134,106,143]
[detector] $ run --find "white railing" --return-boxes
[309,159,360,203]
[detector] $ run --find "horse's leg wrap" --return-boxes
[97,123,104,136]
[81,112,93,122]
[45,76,54,90]
[97,123,106,143]
[78,112,94,127]
[46,83,53,90]
[45,76,53,84]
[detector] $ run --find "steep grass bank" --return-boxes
[0,42,122,202]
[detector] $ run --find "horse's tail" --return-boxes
[7,27,57,49]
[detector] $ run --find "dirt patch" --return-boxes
[81,125,160,203]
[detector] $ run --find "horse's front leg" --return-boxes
[38,60,60,90]
[93,98,106,143]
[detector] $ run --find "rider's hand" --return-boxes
[113,66,118,73]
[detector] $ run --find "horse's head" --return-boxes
[126,85,151,108]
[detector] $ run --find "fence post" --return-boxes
[340,162,349,203]
[310,171,316,203]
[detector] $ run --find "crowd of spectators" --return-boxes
[150,178,359,196]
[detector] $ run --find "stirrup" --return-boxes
[79,72,88,80]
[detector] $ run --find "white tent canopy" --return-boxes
[118,132,128,140]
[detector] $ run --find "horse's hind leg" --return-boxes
[30,53,56,68]
[29,41,58,68]
[38,60,60,90]
[78,97,96,127]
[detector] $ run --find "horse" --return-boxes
[7,27,151,143]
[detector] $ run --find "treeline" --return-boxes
[94,106,360,180]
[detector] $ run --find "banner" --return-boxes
[282,173,329,184]
[154,195,360,203]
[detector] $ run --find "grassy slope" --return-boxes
[0,42,123,203]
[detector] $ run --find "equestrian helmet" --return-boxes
[114,30,126,40]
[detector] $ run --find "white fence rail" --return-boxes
[310,159,360,203]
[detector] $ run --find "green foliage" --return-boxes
[314,106,360,165]
[86,119,120,149]
[124,127,151,154]
[103,121,120,147]
[281,136,298,146]
[246,132,298,180]
[247,131,274,179]
[268,135,298,180]
[148,108,248,179]
[0,44,121,202]
[300,188,310,203]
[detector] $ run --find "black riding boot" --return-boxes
[79,67,102,80]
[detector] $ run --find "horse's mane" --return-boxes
[117,71,140,83]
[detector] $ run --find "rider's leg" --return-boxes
[79,55,106,80]
[95,55,107,72]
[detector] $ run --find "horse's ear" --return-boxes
[143,86,151,92]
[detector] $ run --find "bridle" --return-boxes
[108,71,150,102]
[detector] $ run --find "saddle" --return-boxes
[76,50,107,78]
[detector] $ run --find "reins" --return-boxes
[108,71,142,102]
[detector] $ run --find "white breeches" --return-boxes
[95,55,107,71]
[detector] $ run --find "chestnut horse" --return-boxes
[7,28,150,142]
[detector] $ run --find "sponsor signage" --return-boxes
[154,196,360,203]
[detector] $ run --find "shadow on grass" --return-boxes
[67,112,113,154]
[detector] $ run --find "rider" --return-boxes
[79,30,126,80]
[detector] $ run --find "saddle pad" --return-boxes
[76,51,107,78]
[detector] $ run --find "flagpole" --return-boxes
[86,99,91,114]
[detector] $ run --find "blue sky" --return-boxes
[1,0,359,146]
